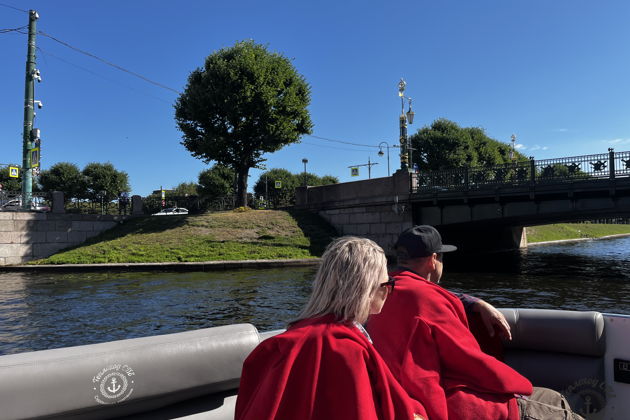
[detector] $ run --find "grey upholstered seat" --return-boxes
[499,308,606,393]
[0,324,260,420]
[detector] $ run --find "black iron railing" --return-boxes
[414,149,630,193]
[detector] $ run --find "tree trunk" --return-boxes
[235,166,249,208]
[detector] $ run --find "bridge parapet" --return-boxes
[414,149,630,194]
[296,171,414,255]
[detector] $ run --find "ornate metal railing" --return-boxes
[414,149,630,193]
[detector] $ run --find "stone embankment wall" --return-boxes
[295,171,413,256]
[0,212,129,265]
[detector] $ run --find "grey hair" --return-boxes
[294,236,387,325]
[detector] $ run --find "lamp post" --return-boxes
[378,141,391,176]
[398,79,415,172]
[510,134,516,162]
[301,158,308,186]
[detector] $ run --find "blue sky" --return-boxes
[2,0,630,195]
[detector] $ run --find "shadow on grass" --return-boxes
[286,209,338,256]
[29,216,191,263]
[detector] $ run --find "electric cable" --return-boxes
[37,47,173,104]
[38,30,182,95]
[0,25,27,33]
[307,134,380,148]
[0,3,27,13]
[300,140,375,153]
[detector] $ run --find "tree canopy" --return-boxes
[38,162,85,201]
[410,118,528,171]
[82,162,130,202]
[253,168,338,208]
[175,40,313,207]
[198,164,235,200]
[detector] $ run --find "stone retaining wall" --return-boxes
[0,212,130,265]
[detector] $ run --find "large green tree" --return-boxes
[198,164,235,200]
[410,119,528,171]
[38,162,86,201]
[82,162,130,202]
[175,40,313,208]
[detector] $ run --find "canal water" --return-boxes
[1,236,629,355]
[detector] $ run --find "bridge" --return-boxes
[296,149,630,254]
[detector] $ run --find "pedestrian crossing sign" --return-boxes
[350,167,359,177]
[9,166,19,178]
[275,181,282,189]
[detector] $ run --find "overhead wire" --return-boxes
[300,140,376,153]
[37,30,182,95]
[0,3,27,13]
[0,25,27,33]
[307,134,380,148]
[37,47,173,104]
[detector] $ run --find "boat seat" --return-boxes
[0,323,261,420]
[498,308,605,393]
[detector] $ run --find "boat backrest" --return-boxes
[499,308,605,393]
[0,323,261,420]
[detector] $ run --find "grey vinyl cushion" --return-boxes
[499,308,605,357]
[0,323,260,420]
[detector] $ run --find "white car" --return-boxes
[152,207,189,216]
[1,198,51,212]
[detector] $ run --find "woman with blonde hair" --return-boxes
[235,236,426,420]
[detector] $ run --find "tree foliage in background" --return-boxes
[38,162,85,202]
[175,40,313,208]
[171,182,198,196]
[410,118,528,171]
[82,162,130,202]
[0,165,24,192]
[198,164,235,201]
[253,168,338,208]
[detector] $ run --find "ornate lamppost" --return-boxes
[510,134,516,162]
[377,141,391,176]
[398,79,415,172]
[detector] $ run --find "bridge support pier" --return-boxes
[440,225,527,254]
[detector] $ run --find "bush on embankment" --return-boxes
[526,223,630,243]
[29,209,337,264]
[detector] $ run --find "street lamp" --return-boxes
[302,158,308,186]
[510,134,516,162]
[378,141,391,176]
[398,79,415,172]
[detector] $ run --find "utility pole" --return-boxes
[348,158,379,179]
[21,10,39,209]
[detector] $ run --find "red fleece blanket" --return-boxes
[235,315,426,420]
[367,270,532,420]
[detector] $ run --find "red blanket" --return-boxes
[367,270,532,420]
[235,315,426,420]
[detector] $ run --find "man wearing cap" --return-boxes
[367,225,583,420]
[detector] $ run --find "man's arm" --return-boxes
[454,293,511,341]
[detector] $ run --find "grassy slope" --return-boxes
[526,223,630,243]
[30,209,337,264]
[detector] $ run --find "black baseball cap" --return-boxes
[395,225,457,258]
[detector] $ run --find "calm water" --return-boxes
[1,236,629,355]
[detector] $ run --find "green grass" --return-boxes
[30,209,337,264]
[526,223,630,243]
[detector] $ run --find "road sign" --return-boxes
[30,148,40,168]
[275,181,282,189]
[350,167,359,177]
[9,166,19,178]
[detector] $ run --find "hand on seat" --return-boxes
[472,300,512,341]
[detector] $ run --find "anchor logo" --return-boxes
[93,364,135,404]
[107,377,122,394]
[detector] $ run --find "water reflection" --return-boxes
[1,236,629,355]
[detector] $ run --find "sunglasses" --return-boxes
[379,277,396,292]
